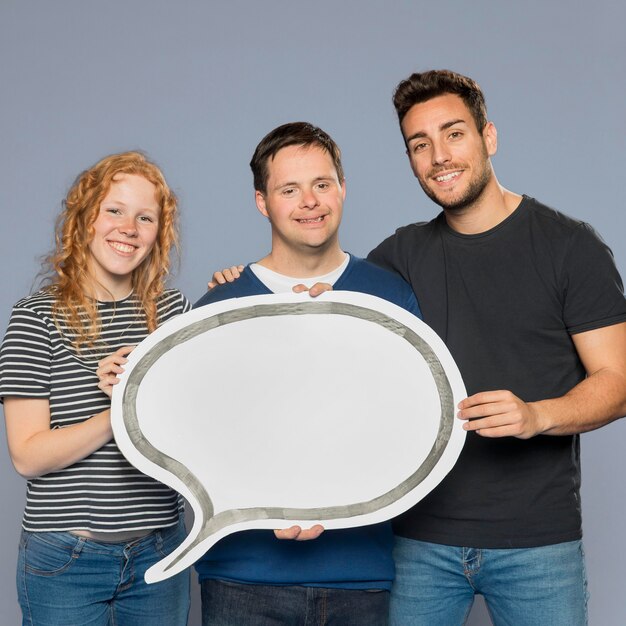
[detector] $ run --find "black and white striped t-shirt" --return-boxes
[0,288,190,533]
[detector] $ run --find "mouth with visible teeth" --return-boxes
[433,171,462,183]
[296,215,325,224]
[108,241,138,254]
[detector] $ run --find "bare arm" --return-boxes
[4,345,138,478]
[458,322,626,438]
[4,397,113,479]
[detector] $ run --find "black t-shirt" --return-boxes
[368,196,626,548]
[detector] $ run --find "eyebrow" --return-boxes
[272,181,298,191]
[405,118,467,143]
[101,200,158,214]
[273,175,335,191]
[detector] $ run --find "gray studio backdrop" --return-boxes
[1,1,624,624]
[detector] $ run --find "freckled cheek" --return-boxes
[143,235,159,251]
[140,223,159,240]
[94,219,118,237]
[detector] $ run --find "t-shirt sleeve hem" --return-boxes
[0,389,50,403]
[568,313,626,335]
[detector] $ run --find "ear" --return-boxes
[340,179,346,201]
[483,121,498,157]
[255,190,269,218]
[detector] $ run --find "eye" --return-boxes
[316,182,330,191]
[411,141,429,154]
[282,187,296,197]
[105,207,122,216]
[138,215,155,223]
[449,131,463,140]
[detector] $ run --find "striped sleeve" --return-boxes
[182,294,192,314]
[157,289,191,323]
[0,305,52,400]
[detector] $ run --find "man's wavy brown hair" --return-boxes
[393,69,488,134]
[44,151,179,350]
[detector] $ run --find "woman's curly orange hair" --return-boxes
[44,151,179,349]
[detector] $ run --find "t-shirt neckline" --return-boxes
[439,195,530,241]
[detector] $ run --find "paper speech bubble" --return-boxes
[110,291,466,583]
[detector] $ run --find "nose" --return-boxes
[118,217,138,237]
[300,187,319,209]
[431,139,451,166]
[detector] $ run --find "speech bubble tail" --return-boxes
[144,536,199,583]
[143,517,222,583]
[145,562,166,584]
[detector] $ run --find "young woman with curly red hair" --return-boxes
[0,151,190,625]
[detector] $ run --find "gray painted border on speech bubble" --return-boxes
[122,301,454,574]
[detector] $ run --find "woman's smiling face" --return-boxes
[88,173,160,299]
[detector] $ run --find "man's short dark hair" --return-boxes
[393,69,488,133]
[250,122,344,194]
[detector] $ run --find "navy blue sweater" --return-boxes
[194,255,421,589]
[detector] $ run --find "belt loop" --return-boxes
[72,536,86,558]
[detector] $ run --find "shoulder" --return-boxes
[12,290,55,313]
[8,290,57,328]
[520,197,625,318]
[157,288,191,313]
[367,216,442,269]
[522,196,592,238]
[347,256,412,287]
[379,215,440,246]
[521,196,612,254]
[2,291,56,357]
[194,267,260,309]
[150,289,191,328]
[523,196,582,228]
[340,256,421,317]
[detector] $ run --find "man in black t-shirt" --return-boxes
[367,70,626,625]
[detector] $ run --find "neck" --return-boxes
[258,244,346,278]
[86,276,134,302]
[443,178,523,235]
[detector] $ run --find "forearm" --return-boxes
[533,368,626,436]
[9,409,113,479]
[459,361,626,439]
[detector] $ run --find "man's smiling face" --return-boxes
[256,144,345,254]
[402,93,497,212]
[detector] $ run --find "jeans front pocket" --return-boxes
[22,531,84,577]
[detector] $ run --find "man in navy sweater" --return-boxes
[194,122,421,626]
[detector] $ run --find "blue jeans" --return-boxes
[390,537,588,626]
[201,579,390,626]
[17,521,190,626]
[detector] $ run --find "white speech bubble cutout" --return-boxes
[110,291,466,583]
